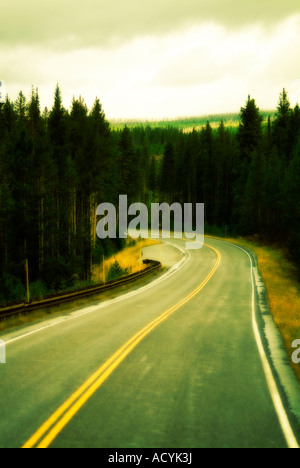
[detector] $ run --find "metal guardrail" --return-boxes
[0,260,161,320]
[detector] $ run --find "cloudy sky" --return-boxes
[1,0,300,119]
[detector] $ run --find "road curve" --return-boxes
[0,238,299,448]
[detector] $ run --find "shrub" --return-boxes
[0,274,25,305]
[107,261,129,282]
[30,280,50,301]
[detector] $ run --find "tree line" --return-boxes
[156,90,300,262]
[0,86,299,304]
[0,86,129,304]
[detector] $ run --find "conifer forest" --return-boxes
[0,86,299,305]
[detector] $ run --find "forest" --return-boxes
[0,86,299,305]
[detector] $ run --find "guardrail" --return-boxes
[0,260,161,320]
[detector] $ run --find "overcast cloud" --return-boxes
[2,0,300,48]
[1,1,300,118]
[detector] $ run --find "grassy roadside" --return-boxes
[0,238,161,333]
[225,237,300,381]
[92,238,160,283]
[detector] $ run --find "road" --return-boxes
[0,237,299,448]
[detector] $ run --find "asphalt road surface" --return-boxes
[0,238,299,448]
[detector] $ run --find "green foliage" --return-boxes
[92,242,105,265]
[30,280,51,301]
[109,92,300,275]
[273,89,292,160]
[0,85,300,307]
[0,86,125,305]
[238,95,263,161]
[92,237,126,265]
[110,111,274,132]
[119,126,137,201]
[107,261,129,282]
[160,142,175,202]
[283,143,300,263]
[0,275,25,306]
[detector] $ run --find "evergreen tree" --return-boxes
[288,104,300,156]
[238,95,263,161]
[160,142,175,203]
[0,99,16,278]
[148,155,157,195]
[87,98,116,275]
[214,120,233,226]
[262,148,283,241]
[47,85,76,284]
[26,88,45,275]
[14,91,27,120]
[243,151,266,234]
[1,85,300,304]
[283,142,300,263]
[11,92,33,273]
[89,99,119,206]
[200,123,214,225]
[69,96,88,275]
[175,132,189,204]
[234,96,263,233]
[273,88,292,160]
[119,126,138,202]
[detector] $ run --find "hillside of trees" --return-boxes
[0,86,299,305]
[111,110,276,132]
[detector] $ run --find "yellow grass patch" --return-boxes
[92,238,160,284]
[182,120,240,133]
[227,237,300,381]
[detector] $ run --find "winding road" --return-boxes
[0,237,299,448]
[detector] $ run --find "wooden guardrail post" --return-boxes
[103,255,106,285]
[25,259,30,304]
[139,243,142,272]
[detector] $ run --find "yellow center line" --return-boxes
[22,243,221,449]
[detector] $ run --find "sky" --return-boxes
[1,0,300,119]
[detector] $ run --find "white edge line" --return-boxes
[230,242,299,449]
[3,241,190,347]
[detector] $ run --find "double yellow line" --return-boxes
[22,243,221,448]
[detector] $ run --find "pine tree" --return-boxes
[273,88,292,160]
[88,97,115,202]
[119,126,138,202]
[14,91,26,120]
[200,123,214,225]
[288,104,300,157]
[47,85,76,284]
[27,88,44,275]
[160,141,175,203]
[81,97,114,277]
[244,150,266,234]
[283,142,300,262]
[233,96,263,233]
[262,148,283,241]
[276,88,291,122]
[12,91,33,272]
[238,95,263,161]
[148,155,157,194]
[0,99,16,277]
[214,120,233,226]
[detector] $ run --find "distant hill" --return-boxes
[110,111,276,132]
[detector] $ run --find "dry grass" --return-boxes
[226,237,300,380]
[182,120,240,133]
[92,238,160,283]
